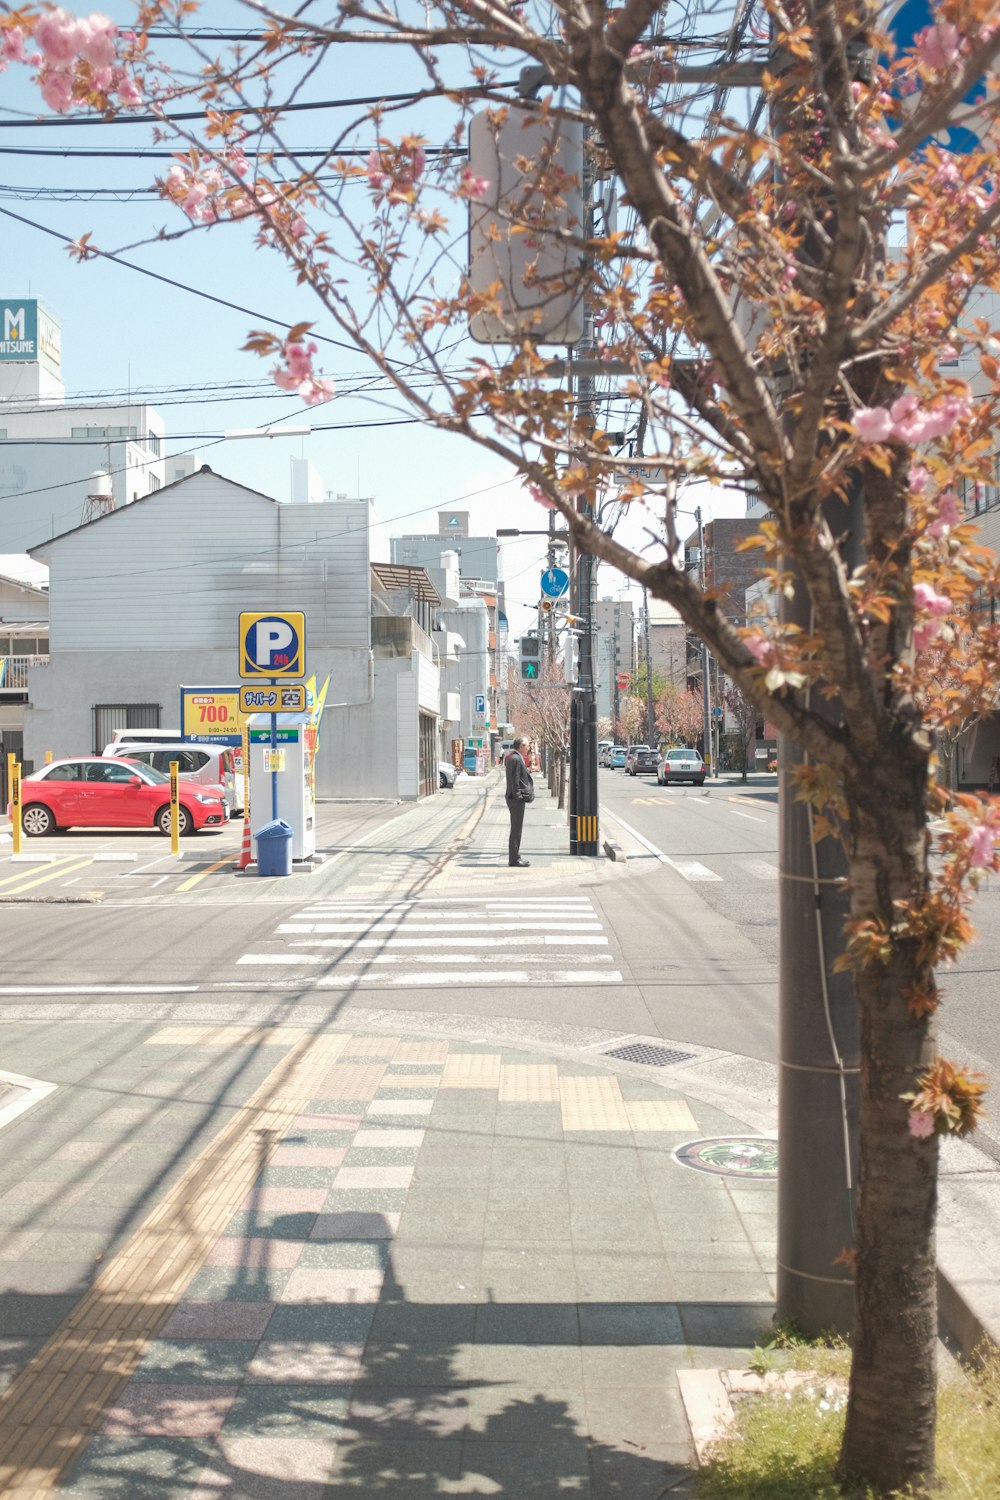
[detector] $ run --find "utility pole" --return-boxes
[567,141,599,858]
[696,508,713,772]
[769,38,861,1337]
[642,586,655,745]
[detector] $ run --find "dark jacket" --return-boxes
[505,749,533,801]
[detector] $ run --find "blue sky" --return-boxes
[0,2,745,629]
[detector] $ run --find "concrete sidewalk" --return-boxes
[0,1018,779,1498]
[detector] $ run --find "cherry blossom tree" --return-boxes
[655,683,704,749]
[7,0,1000,1488]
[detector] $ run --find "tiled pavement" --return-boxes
[0,1025,777,1498]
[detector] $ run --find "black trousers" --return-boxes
[506,795,525,864]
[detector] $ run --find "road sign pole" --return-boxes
[270,683,279,822]
[169,760,179,855]
[8,753,21,856]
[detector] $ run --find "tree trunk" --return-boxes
[837,783,939,1494]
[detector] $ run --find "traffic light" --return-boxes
[519,634,540,660]
[521,660,539,680]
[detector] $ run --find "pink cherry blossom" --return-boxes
[908,1109,936,1139]
[853,406,893,442]
[927,490,961,539]
[913,581,951,616]
[968,823,996,869]
[79,16,117,70]
[299,376,335,406]
[743,632,770,664]
[913,620,942,650]
[526,483,556,510]
[458,167,491,200]
[39,70,74,112]
[366,150,387,191]
[34,9,85,66]
[920,392,970,439]
[908,465,929,494]
[0,29,26,69]
[115,73,142,109]
[271,339,335,405]
[917,22,962,71]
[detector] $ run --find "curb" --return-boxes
[603,838,626,863]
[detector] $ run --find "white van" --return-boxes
[103,740,242,816]
[109,728,182,746]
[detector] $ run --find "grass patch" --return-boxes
[696,1340,1000,1499]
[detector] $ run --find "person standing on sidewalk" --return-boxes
[504,737,534,867]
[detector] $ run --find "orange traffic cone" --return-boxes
[237,816,253,870]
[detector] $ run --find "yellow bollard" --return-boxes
[7,753,21,856]
[169,759,180,855]
[44,750,53,764]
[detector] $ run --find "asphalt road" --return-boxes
[0,769,997,1123]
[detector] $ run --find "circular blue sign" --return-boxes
[243,615,304,676]
[540,567,570,599]
[889,0,985,154]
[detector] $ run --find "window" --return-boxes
[147,432,161,456]
[93,703,161,754]
[42,763,82,781]
[70,425,139,440]
[148,474,161,492]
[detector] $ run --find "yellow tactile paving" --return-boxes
[310,1062,387,1099]
[440,1052,502,1089]
[144,1025,314,1048]
[625,1099,698,1132]
[559,1075,631,1131]
[499,1064,560,1102]
[338,1036,400,1058]
[394,1040,449,1063]
[0,1030,352,1496]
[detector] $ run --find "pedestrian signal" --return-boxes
[519,634,540,659]
[521,661,539,680]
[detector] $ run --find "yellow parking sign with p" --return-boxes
[239,612,306,679]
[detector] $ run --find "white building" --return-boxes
[594,596,635,723]
[0,298,166,553]
[23,466,443,800]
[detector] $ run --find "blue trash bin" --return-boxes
[255,818,294,877]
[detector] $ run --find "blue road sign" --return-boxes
[890,0,985,154]
[240,611,306,679]
[540,567,570,599]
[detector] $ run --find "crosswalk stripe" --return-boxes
[287,935,609,949]
[662,857,722,882]
[315,970,624,986]
[739,859,780,881]
[276,921,603,934]
[291,952,619,966]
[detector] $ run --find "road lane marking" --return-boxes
[177,853,240,892]
[0,858,96,895]
[731,810,765,823]
[0,985,200,995]
[739,860,780,881]
[0,854,86,887]
[664,859,722,882]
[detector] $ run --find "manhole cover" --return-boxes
[674,1136,778,1178]
[604,1043,696,1067]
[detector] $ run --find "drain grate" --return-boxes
[604,1043,696,1068]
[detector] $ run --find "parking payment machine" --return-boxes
[247,711,317,861]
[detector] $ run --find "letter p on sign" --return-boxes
[239,611,306,679]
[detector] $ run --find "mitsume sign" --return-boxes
[0,302,37,359]
[0,299,62,373]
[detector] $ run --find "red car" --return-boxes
[9,757,228,837]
